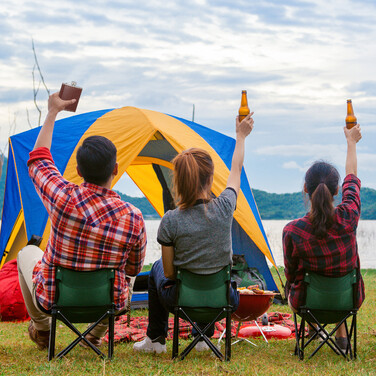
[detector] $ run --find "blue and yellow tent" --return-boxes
[0,107,279,293]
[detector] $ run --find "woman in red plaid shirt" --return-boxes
[283,124,365,352]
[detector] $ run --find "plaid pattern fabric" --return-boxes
[283,174,365,311]
[28,147,146,311]
[104,312,296,343]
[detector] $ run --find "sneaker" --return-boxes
[195,340,210,352]
[28,321,50,350]
[79,333,102,349]
[133,336,166,354]
[308,327,327,342]
[334,337,348,354]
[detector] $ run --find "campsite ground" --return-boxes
[0,268,375,376]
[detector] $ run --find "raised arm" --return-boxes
[33,92,76,150]
[226,112,254,194]
[344,124,362,177]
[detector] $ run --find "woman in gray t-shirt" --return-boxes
[134,113,254,354]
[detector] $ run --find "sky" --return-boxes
[1,0,375,195]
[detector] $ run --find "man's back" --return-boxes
[28,148,146,312]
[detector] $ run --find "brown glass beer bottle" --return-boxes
[346,99,357,129]
[239,90,250,122]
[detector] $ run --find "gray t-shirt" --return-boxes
[157,188,237,274]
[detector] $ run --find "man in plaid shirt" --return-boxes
[17,93,146,350]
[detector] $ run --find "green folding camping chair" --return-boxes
[172,265,233,361]
[48,266,116,361]
[293,270,358,360]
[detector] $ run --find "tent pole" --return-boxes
[274,266,286,294]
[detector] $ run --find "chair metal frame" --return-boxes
[48,266,116,361]
[293,270,358,360]
[172,265,233,361]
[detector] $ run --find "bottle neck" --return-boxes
[241,92,248,107]
[347,101,354,115]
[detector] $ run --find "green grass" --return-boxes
[1,268,375,376]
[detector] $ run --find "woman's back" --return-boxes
[157,188,237,275]
[284,174,361,277]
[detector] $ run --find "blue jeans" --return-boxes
[146,258,239,340]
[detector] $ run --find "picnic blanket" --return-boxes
[104,312,298,343]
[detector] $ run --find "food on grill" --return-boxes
[238,285,265,295]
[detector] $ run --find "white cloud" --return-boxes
[0,0,375,191]
[255,144,345,158]
[282,161,306,172]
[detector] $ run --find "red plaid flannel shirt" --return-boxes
[283,174,365,311]
[28,147,146,311]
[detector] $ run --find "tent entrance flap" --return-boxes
[0,210,27,268]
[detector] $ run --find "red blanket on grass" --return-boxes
[104,312,299,343]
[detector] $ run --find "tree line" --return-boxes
[1,158,375,220]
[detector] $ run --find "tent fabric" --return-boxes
[0,107,278,293]
[0,259,29,321]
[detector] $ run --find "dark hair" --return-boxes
[172,148,214,210]
[76,135,117,185]
[305,161,340,239]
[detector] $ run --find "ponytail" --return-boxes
[172,148,214,210]
[305,161,340,239]
[309,183,335,238]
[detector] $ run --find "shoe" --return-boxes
[195,340,210,352]
[28,321,50,350]
[308,327,327,342]
[79,333,102,349]
[334,337,348,354]
[133,336,166,354]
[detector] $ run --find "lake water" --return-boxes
[144,220,376,269]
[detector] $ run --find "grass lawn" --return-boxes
[0,268,375,376]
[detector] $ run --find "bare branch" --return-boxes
[26,108,33,128]
[7,111,17,139]
[32,38,50,95]
[32,64,42,126]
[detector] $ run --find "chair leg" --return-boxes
[56,311,106,359]
[293,313,305,360]
[293,313,299,357]
[108,312,115,360]
[353,313,357,360]
[306,315,347,359]
[180,334,201,360]
[225,308,231,361]
[178,309,224,361]
[344,319,351,358]
[48,314,57,361]
[172,309,180,359]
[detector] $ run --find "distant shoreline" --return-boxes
[115,188,376,220]
[144,219,376,269]
[0,157,375,219]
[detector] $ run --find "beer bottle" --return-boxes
[346,99,357,129]
[239,90,250,122]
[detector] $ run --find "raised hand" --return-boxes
[236,112,254,139]
[48,92,76,114]
[344,124,362,144]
